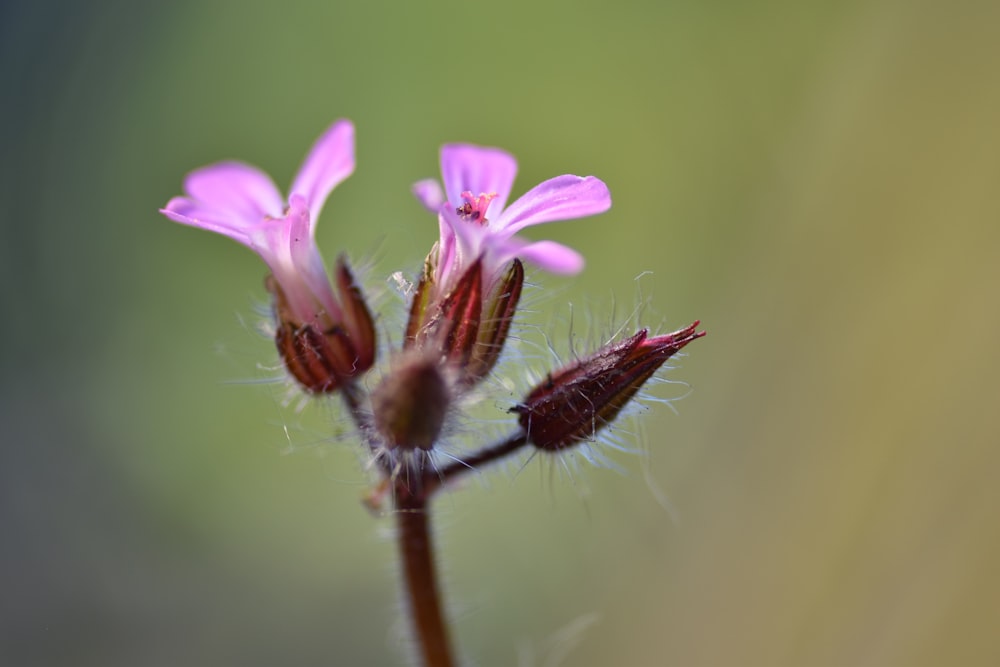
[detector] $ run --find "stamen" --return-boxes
[455,191,497,226]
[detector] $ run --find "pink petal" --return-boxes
[160,197,252,246]
[289,119,356,226]
[284,195,324,279]
[183,162,284,225]
[495,239,585,275]
[435,213,457,283]
[439,206,488,278]
[412,179,445,213]
[246,215,294,278]
[499,175,611,234]
[246,198,341,325]
[440,144,518,218]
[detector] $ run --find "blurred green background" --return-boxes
[3,0,999,665]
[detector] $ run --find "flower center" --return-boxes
[456,191,496,226]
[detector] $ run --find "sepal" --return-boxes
[268,257,377,394]
[465,259,524,384]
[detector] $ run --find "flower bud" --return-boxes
[512,322,705,450]
[371,353,451,451]
[269,256,376,394]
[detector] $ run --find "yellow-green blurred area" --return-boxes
[3,0,998,664]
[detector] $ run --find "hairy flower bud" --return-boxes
[371,353,451,451]
[512,322,705,450]
[270,256,377,394]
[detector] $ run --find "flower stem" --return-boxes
[392,432,528,665]
[424,431,529,496]
[396,494,454,667]
[344,380,528,665]
[340,382,395,476]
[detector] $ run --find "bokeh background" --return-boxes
[3,0,999,665]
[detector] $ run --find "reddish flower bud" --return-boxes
[269,256,377,394]
[371,352,451,451]
[512,322,705,450]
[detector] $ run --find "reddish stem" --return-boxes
[343,382,530,665]
[341,381,394,476]
[424,431,529,496]
[396,492,454,667]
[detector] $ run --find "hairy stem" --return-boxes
[424,431,529,496]
[390,433,529,665]
[351,398,527,666]
[394,431,528,665]
[396,493,454,667]
[340,381,395,476]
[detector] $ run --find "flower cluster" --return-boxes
[160,117,702,466]
[161,117,704,667]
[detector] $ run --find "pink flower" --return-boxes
[161,120,356,331]
[161,120,376,394]
[412,144,612,289]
